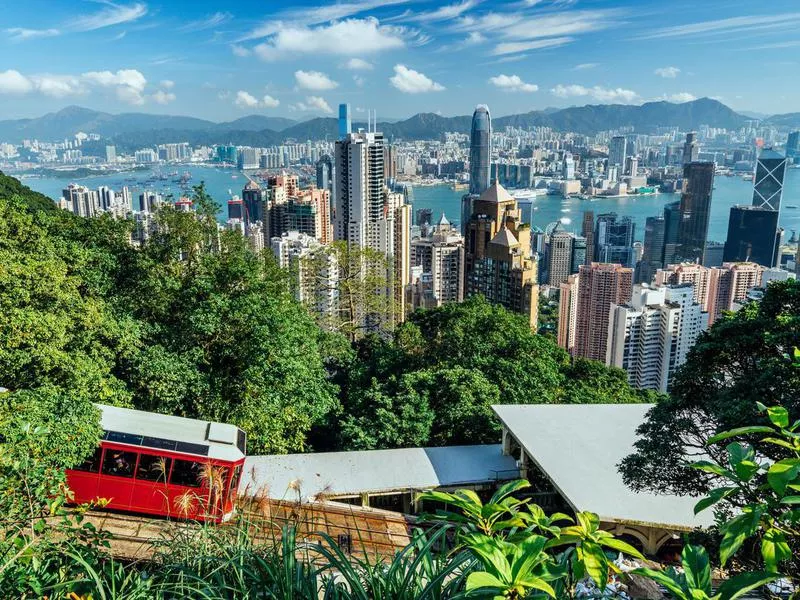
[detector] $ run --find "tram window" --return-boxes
[231,465,242,491]
[74,447,103,473]
[136,454,172,482]
[170,459,202,488]
[101,449,137,478]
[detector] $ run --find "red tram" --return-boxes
[66,405,246,522]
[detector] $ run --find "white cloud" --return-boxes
[253,18,407,61]
[0,70,35,94]
[235,90,260,108]
[82,69,147,103]
[390,64,445,93]
[551,84,640,104]
[234,90,280,109]
[663,92,697,103]
[573,62,599,70]
[179,12,232,32]
[406,0,479,22]
[151,90,176,104]
[231,44,251,57]
[491,36,572,55]
[353,75,365,87]
[345,57,373,70]
[160,79,175,89]
[67,2,148,32]
[31,75,82,98]
[291,96,334,113]
[654,66,680,78]
[5,27,60,42]
[294,70,338,90]
[635,12,800,39]
[488,74,538,92]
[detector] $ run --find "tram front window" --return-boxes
[102,450,137,478]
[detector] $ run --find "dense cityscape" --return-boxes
[1,0,800,597]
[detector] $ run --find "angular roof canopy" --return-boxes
[492,404,714,531]
[242,444,517,500]
[490,226,520,248]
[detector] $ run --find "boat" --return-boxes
[786,205,799,209]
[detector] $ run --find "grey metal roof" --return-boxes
[97,404,244,462]
[241,444,518,500]
[492,404,714,530]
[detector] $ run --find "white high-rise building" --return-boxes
[607,283,708,393]
[409,213,465,309]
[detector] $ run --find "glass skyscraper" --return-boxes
[469,105,491,196]
[752,148,786,211]
[338,103,351,140]
[675,161,715,264]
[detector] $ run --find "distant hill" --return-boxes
[3,99,798,148]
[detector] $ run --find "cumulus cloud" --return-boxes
[654,66,680,78]
[390,64,445,94]
[663,92,696,103]
[0,68,149,104]
[291,96,333,113]
[551,84,640,104]
[345,58,373,70]
[151,90,176,104]
[234,90,280,109]
[294,70,338,90]
[234,90,260,108]
[253,18,407,61]
[5,27,60,42]
[160,79,175,89]
[489,74,538,92]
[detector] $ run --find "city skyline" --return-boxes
[3,0,800,121]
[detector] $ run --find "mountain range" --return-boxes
[2,99,798,150]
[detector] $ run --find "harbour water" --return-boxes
[18,165,800,243]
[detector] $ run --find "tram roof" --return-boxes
[97,404,245,462]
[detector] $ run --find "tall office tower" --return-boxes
[607,284,708,393]
[581,211,594,265]
[625,155,639,177]
[464,182,539,328]
[714,262,765,317]
[608,136,627,172]
[682,132,699,164]
[62,183,98,217]
[547,230,574,286]
[316,154,334,197]
[281,189,332,244]
[391,194,412,323]
[787,131,800,158]
[97,186,114,211]
[562,153,575,179]
[105,145,116,163]
[723,206,780,267]
[573,263,633,362]
[469,105,491,196]
[571,236,587,274]
[752,148,786,211]
[638,216,666,284]
[595,213,636,266]
[557,273,579,354]
[242,180,266,226]
[675,161,715,264]
[409,214,465,309]
[703,242,725,267]
[333,131,385,248]
[661,201,681,266]
[138,191,161,214]
[338,103,351,139]
[384,144,398,182]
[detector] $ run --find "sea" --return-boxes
[17,165,800,244]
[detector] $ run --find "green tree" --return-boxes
[620,280,800,496]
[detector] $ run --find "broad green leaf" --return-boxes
[694,487,737,515]
[489,479,530,505]
[598,537,645,560]
[631,568,688,600]
[719,510,762,566]
[466,571,507,591]
[681,545,711,595]
[576,511,600,534]
[707,427,774,445]
[760,528,791,573]
[692,461,734,478]
[767,459,800,495]
[760,437,796,451]
[509,535,547,581]
[780,495,800,504]
[716,571,778,600]
[521,577,556,598]
[765,406,789,429]
[580,541,608,589]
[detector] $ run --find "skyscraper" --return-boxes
[661,201,681,266]
[469,105,491,196]
[409,214,465,308]
[338,103,351,139]
[787,131,800,158]
[581,211,594,265]
[607,284,708,393]
[752,148,787,211]
[638,215,666,284]
[595,213,636,266]
[682,132,699,165]
[242,180,266,226]
[547,229,574,286]
[557,273,579,354]
[723,206,780,267]
[464,182,538,328]
[675,161,715,264]
[573,263,633,362]
[608,136,627,172]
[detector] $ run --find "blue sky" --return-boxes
[1,0,799,121]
